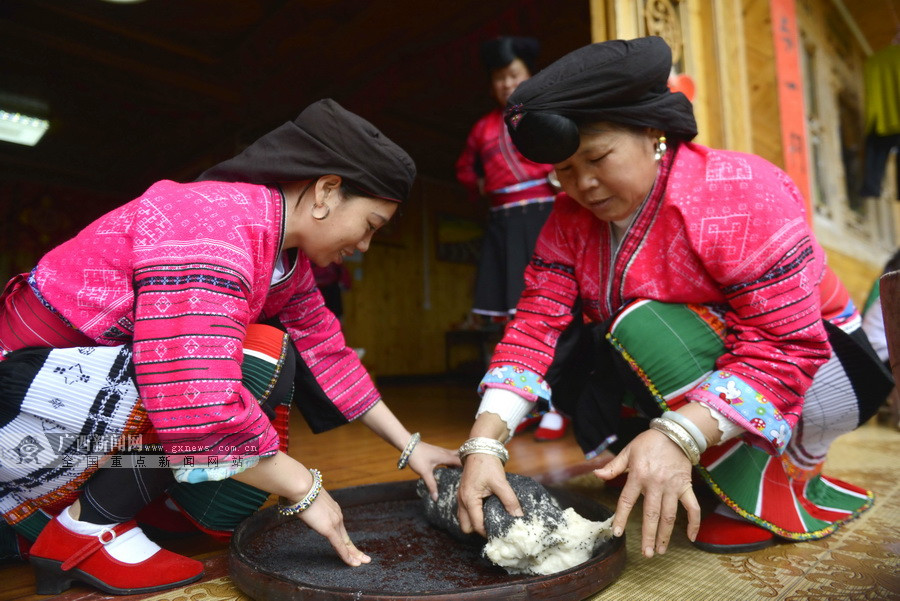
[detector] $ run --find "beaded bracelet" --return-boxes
[649,418,701,465]
[277,468,323,516]
[457,437,509,465]
[397,432,421,470]
[660,411,708,454]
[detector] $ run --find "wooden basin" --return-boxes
[229,479,626,600]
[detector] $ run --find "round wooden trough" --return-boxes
[229,479,626,601]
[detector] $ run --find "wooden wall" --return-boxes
[742,0,783,168]
[826,248,882,309]
[738,0,895,305]
[338,177,484,377]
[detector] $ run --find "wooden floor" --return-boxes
[0,375,595,601]
[291,376,598,489]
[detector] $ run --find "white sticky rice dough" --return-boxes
[483,507,613,575]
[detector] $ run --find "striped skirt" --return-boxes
[473,201,554,316]
[0,323,294,543]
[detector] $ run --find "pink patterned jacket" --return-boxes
[480,142,842,454]
[455,109,555,207]
[34,180,380,465]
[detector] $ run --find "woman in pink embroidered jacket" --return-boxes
[0,99,459,595]
[456,38,892,559]
[454,36,568,441]
[454,36,555,319]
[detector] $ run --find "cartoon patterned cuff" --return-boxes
[172,455,261,483]
[688,370,792,454]
[478,365,552,402]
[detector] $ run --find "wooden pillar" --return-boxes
[770,0,813,220]
[589,0,612,41]
[712,0,753,153]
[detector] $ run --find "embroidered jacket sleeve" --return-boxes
[455,115,488,201]
[478,199,586,402]
[128,185,282,478]
[670,151,831,455]
[276,257,382,430]
[457,110,555,199]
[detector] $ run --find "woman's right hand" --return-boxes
[457,453,523,537]
[229,452,369,566]
[296,488,371,567]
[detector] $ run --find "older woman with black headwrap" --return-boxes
[456,38,892,559]
[0,99,460,595]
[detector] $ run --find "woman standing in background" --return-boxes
[456,36,568,441]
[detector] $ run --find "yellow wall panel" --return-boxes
[339,178,481,377]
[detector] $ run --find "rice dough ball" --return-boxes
[417,467,613,575]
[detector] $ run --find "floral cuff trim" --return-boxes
[172,455,261,483]
[479,366,551,402]
[689,370,791,453]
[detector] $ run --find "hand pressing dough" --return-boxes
[417,467,613,576]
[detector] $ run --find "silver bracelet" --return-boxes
[397,432,421,470]
[661,410,708,454]
[277,468,323,516]
[649,418,700,465]
[457,437,509,465]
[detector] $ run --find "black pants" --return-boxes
[544,314,654,456]
[861,132,900,199]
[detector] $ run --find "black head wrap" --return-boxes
[197,98,416,203]
[480,36,540,72]
[505,37,697,164]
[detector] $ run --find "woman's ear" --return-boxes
[314,174,343,203]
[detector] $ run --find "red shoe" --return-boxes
[692,511,777,553]
[28,516,204,595]
[136,494,200,540]
[515,411,544,434]
[534,411,569,441]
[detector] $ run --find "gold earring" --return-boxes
[311,202,330,221]
[654,136,667,161]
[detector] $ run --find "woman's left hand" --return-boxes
[593,428,701,558]
[408,441,462,500]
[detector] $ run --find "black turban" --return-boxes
[481,36,540,72]
[505,37,698,164]
[197,98,416,203]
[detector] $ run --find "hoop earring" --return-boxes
[311,202,330,221]
[654,136,667,161]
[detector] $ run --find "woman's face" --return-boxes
[490,58,531,106]
[293,179,398,268]
[553,123,661,222]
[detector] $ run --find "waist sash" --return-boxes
[0,273,95,355]
[488,178,556,210]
